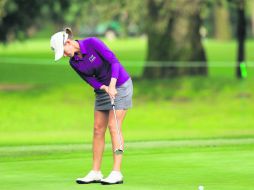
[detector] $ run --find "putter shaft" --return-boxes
[111,98,124,154]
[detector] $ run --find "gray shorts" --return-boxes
[94,78,133,110]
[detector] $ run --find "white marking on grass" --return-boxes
[2,57,254,67]
[0,138,253,156]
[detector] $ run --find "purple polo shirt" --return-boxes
[69,37,130,90]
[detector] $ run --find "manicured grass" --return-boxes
[1,38,254,190]
[0,74,253,146]
[0,140,253,190]
[0,38,254,145]
[204,39,254,77]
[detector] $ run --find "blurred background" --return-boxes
[0,0,254,190]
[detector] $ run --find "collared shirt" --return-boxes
[69,37,130,90]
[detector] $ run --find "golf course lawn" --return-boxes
[0,139,253,190]
[1,38,254,190]
[0,76,254,145]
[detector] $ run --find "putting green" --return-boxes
[1,138,253,190]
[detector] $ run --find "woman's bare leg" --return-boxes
[108,110,127,171]
[92,110,109,171]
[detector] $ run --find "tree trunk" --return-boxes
[236,0,246,79]
[143,0,207,78]
[214,0,231,41]
[250,0,254,36]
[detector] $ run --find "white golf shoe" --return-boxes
[101,171,123,185]
[76,170,103,184]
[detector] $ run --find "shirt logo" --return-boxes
[89,54,96,63]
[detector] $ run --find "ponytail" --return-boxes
[64,27,73,39]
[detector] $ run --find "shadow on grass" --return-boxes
[132,76,252,103]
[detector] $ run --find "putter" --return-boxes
[111,98,124,155]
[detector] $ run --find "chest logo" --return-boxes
[89,54,96,63]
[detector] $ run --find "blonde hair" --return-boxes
[64,27,73,39]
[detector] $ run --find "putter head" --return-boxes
[114,149,124,155]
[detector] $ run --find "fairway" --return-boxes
[1,138,254,190]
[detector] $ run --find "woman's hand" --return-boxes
[100,85,117,99]
[108,78,118,99]
[108,85,117,99]
[100,85,108,93]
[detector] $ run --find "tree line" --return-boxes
[0,0,250,79]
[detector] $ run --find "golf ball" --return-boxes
[198,185,204,190]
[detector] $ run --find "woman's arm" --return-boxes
[108,78,117,99]
[70,63,103,90]
[99,78,117,99]
[89,37,119,99]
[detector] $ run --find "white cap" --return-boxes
[50,31,68,61]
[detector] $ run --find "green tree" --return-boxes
[68,0,144,37]
[63,0,208,78]
[0,0,7,20]
[0,0,71,42]
[143,0,207,78]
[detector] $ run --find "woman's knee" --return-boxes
[94,124,106,136]
[108,121,119,134]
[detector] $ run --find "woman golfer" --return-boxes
[50,28,133,185]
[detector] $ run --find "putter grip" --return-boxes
[111,98,115,106]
